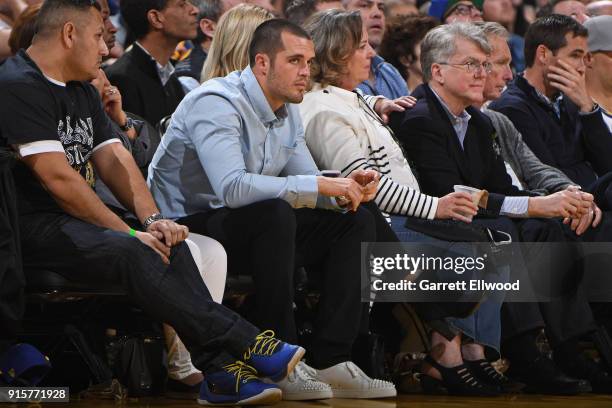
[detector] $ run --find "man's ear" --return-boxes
[430,63,444,85]
[254,53,270,75]
[61,21,77,49]
[199,18,216,39]
[147,9,164,31]
[584,52,593,68]
[535,44,550,66]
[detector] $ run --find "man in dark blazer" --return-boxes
[106,0,199,127]
[390,23,612,394]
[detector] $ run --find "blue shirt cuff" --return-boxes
[294,175,319,208]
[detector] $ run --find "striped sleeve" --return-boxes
[302,108,438,220]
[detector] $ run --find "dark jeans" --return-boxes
[179,199,376,369]
[19,213,259,373]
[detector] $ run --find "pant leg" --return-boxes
[166,235,227,380]
[20,213,259,373]
[469,217,546,343]
[390,216,504,353]
[179,199,299,343]
[292,206,376,369]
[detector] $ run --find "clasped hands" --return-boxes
[317,169,380,212]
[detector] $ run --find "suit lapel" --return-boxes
[422,85,472,182]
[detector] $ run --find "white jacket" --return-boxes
[300,84,438,219]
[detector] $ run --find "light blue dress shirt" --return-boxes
[430,88,529,216]
[147,66,338,219]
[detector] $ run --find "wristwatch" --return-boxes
[143,213,164,230]
[119,116,135,132]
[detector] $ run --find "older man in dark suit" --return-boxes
[389,22,612,394]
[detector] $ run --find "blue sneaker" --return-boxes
[198,361,281,406]
[242,330,305,381]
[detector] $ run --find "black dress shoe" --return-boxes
[165,378,202,400]
[507,355,591,395]
[466,359,525,393]
[556,352,612,394]
[420,355,501,396]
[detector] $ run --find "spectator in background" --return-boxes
[587,0,612,16]
[0,0,29,59]
[343,0,409,99]
[584,16,612,132]
[105,0,198,127]
[482,0,526,72]
[490,15,612,189]
[200,4,273,81]
[285,0,342,26]
[552,0,590,23]
[385,0,418,17]
[428,0,484,23]
[96,0,121,60]
[175,0,223,92]
[378,14,439,93]
[7,1,39,54]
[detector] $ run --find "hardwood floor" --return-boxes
[36,393,612,408]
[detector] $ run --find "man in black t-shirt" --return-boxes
[0,1,304,404]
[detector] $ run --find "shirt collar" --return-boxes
[430,87,471,126]
[240,66,288,125]
[134,41,176,86]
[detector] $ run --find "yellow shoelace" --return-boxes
[222,361,259,393]
[243,330,281,361]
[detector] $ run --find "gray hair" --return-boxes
[475,21,509,40]
[420,23,491,82]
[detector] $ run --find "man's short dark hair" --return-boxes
[36,0,101,38]
[120,0,169,40]
[194,0,223,42]
[248,19,311,67]
[524,14,588,68]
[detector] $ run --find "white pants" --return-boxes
[163,233,227,380]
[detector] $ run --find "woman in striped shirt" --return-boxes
[300,9,522,397]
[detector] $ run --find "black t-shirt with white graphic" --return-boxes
[0,50,116,215]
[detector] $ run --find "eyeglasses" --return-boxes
[451,4,481,16]
[437,60,493,74]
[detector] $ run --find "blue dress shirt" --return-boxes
[147,66,338,219]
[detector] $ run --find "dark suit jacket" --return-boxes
[389,83,532,216]
[105,43,185,127]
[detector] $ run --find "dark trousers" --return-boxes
[19,213,259,373]
[179,199,376,369]
[474,216,596,346]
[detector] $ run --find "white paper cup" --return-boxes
[453,185,482,221]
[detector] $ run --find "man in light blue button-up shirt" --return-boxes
[147,20,396,399]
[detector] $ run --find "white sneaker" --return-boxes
[271,361,333,400]
[315,361,397,399]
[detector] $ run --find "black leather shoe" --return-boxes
[466,359,525,393]
[556,352,612,394]
[420,355,501,396]
[507,355,591,395]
